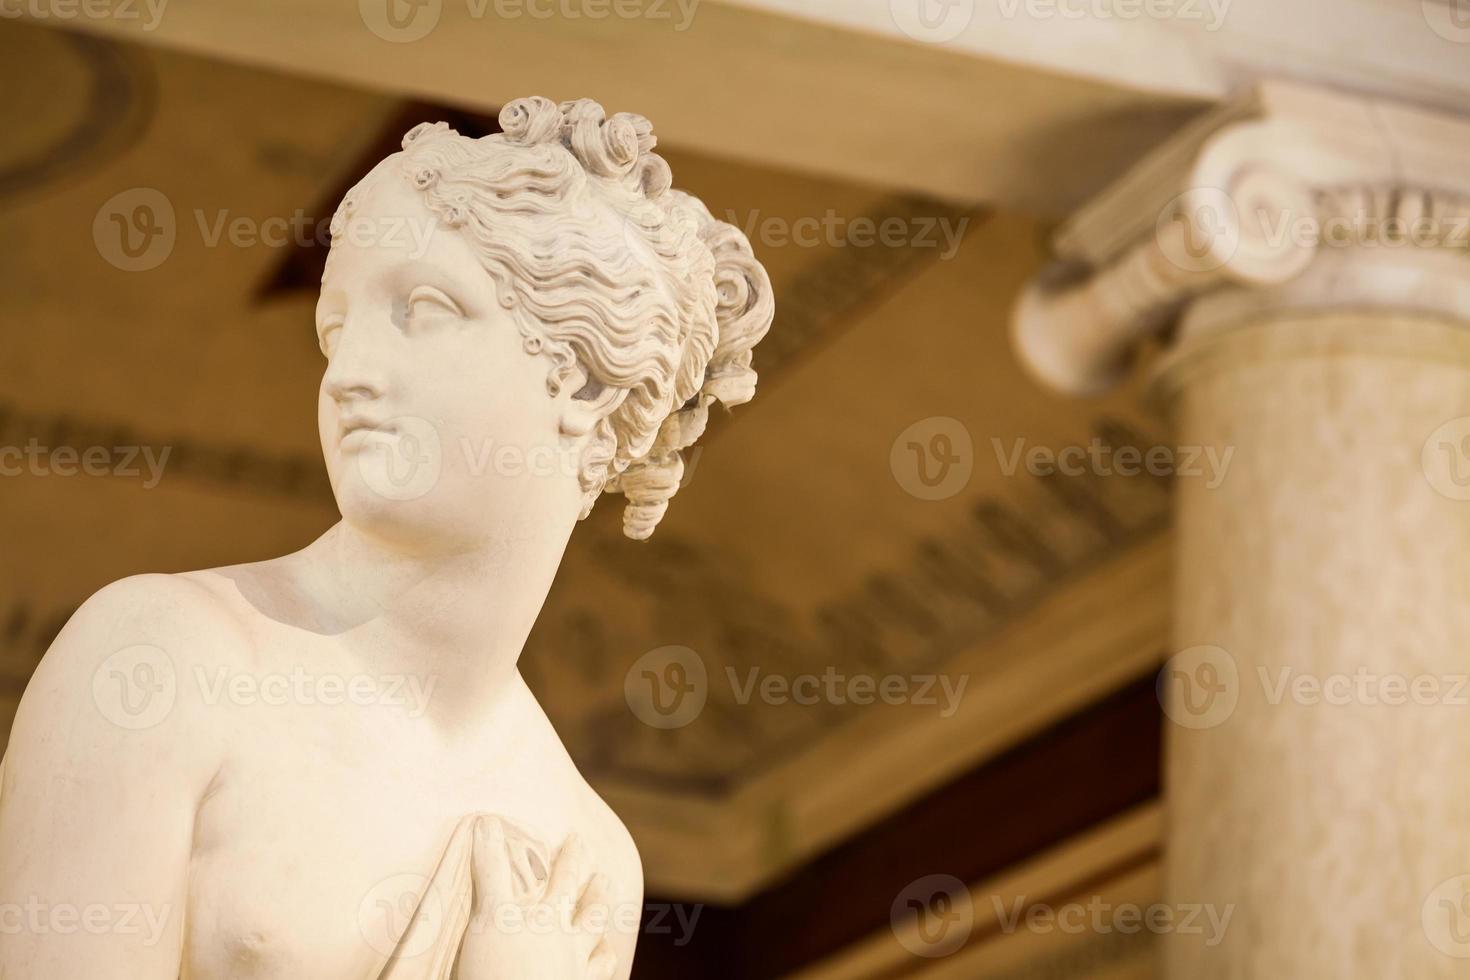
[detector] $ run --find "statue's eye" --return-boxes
[316,315,344,357]
[407,285,465,324]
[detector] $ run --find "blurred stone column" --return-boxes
[1011,80,1470,977]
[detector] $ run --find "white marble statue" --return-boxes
[0,96,774,979]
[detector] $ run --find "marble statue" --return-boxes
[0,96,774,979]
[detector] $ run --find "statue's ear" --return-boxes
[558,372,627,438]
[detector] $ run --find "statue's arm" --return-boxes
[597,804,643,980]
[609,860,641,979]
[0,575,229,978]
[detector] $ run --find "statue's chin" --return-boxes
[331,477,455,552]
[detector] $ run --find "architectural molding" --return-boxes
[605,533,1170,901]
[0,29,154,200]
[27,1,1470,214]
[1012,79,1470,395]
[739,0,1470,114]
[786,802,1163,980]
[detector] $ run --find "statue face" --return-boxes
[315,174,578,552]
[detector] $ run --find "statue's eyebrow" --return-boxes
[393,255,480,308]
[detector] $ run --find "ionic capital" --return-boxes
[1012,79,1470,396]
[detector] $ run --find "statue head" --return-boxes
[315,97,774,549]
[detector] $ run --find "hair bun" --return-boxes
[682,192,774,408]
[609,194,774,539]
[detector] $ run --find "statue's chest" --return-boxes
[180,737,584,980]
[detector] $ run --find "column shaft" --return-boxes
[1159,310,1470,976]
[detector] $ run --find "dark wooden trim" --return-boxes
[253,102,503,300]
[634,674,1164,979]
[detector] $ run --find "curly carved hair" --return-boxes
[329,96,774,539]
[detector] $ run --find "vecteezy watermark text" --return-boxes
[992,436,1234,489]
[359,0,701,43]
[0,899,172,946]
[93,188,440,272]
[623,646,969,730]
[91,645,442,730]
[0,0,168,31]
[991,896,1234,947]
[1157,644,1470,730]
[1259,667,1470,708]
[194,208,437,257]
[194,665,438,718]
[723,209,970,261]
[997,0,1230,29]
[727,666,968,718]
[465,897,702,947]
[464,0,699,27]
[0,438,171,488]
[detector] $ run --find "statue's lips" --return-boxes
[338,418,398,448]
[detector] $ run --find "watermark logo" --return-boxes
[1424,0,1470,43]
[1423,416,1470,501]
[722,209,970,260]
[0,0,169,32]
[353,415,444,502]
[1156,188,1240,274]
[459,437,589,483]
[91,649,438,727]
[197,208,438,257]
[891,874,974,958]
[0,899,172,945]
[1424,875,1470,957]
[1259,666,1469,708]
[640,902,702,947]
[991,896,1233,946]
[891,417,974,501]
[0,439,171,486]
[624,651,967,728]
[91,644,177,730]
[359,872,450,958]
[361,0,699,41]
[93,188,176,272]
[992,436,1233,489]
[890,0,974,43]
[727,666,968,718]
[1160,649,1470,724]
[98,196,439,272]
[466,896,698,943]
[996,0,1230,29]
[359,0,442,41]
[1157,645,1238,730]
[624,645,708,730]
[193,665,438,717]
[1158,188,1468,276]
[1262,207,1470,253]
[472,0,701,31]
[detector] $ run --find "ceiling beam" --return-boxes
[22,1,1470,213]
[11,0,1203,215]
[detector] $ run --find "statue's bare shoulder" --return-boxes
[16,570,260,778]
[7,572,253,791]
[0,573,258,974]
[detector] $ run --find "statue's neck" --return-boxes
[295,516,573,731]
